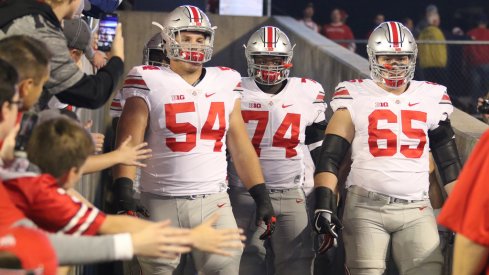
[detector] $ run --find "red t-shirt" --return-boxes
[321,23,355,49]
[438,130,489,275]
[3,173,106,235]
[465,27,489,66]
[0,182,26,228]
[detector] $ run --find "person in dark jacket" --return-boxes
[0,0,124,110]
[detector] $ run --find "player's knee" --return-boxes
[200,249,242,274]
[137,255,180,275]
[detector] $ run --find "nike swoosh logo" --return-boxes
[296,199,304,204]
[408,102,419,107]
[217,203,226,208]
[282,104,293,108]
[205,92,216,98]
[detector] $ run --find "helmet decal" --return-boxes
[184,5,203,26]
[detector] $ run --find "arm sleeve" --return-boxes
[48,233,133,265]
[29,177,106,236]
[438,130,489,246]
[12,218,133,264]
[55,57,124,109]
[330,82,354,116]
[121,66,152,111]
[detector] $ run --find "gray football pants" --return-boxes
[228,186,314,275]
[343,186,443,275]
[137,191,242,275]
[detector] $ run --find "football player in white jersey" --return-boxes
[312,22,462,274]
[227,26,327,275]
[112,6,276,275]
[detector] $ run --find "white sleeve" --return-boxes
[121,67,151,111]
[312,89,327,124]
[430,90,454,130]
[330,82,354,116]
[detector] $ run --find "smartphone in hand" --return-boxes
[97,13,118,52]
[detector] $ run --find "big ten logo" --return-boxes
[248,102,262,109]
[375,102,389,108]
[171,95,185,101]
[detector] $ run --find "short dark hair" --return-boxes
[0,36,51,85]
[0,59,19,106]
[27,117,95,178]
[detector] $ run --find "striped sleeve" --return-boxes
[311,83,327,124]
[109,91,123,118]
[29,176,106,236]
[330,82,354,114]
[121,67,151,111]
[436,90,454,120]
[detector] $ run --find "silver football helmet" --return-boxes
[367,21,417,88]
[161,5,215,63]
[142,32,167,66]
[244,26,294,85]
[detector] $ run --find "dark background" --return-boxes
[273,0,489,38]
[131,0,489,39]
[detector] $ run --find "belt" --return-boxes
[349,186,426,204]
[159,193,215,200]
[268,187,300,193]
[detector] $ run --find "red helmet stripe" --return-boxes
[266,26,275,48]
[186,6,201,23]
[388,21,400,47]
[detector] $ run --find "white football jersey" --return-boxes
[331,79,453,200]
[121,65,241,196]
[228,77,327,189]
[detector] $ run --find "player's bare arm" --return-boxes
[112,97,149,215]
[113,97,149,180]
[227,99,276,238]
[452,233,489,275]
[226,99,265,188]
[314,108,354,191]
[312,108,354,253]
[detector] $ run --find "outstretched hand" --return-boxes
[190,213,245,256]
[116,135,152,167]
[132,220,192,259]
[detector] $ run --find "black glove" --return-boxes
[249,183,276,240]
[112,177,149,218]
[313,186,343,254]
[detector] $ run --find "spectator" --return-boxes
[48,18,91,111]
[0,0,125,110]
[414,4,438,37]
[366,13,385,38]
[465,15,489,101]
[418,12,448,86]
[298,2,320,33]
[321,8,356,51]
[83,0,122,18]
[402,17,414,33]
[0,227,58,275]
[0,37,242,266]
[438,129,489,275]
